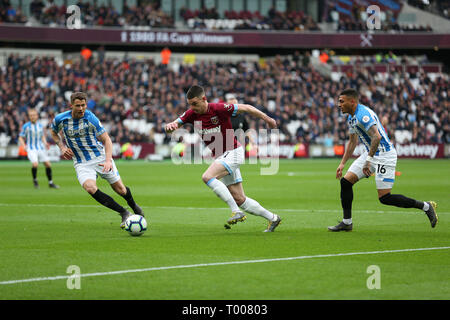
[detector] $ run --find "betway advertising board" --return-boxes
[352,143,444,159]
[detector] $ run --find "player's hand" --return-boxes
[61,147,74,160]
[266,117,277,129]
[44,142,50,150]
[363,161,372,177]
[336,163,345,179]
[99,159,113,173]
[165,122,179,133]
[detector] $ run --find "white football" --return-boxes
[124,215,147,236]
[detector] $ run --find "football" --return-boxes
[124,215,147,236]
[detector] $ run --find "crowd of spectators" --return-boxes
[0,51,448,149]
[1,0,174,28]
[337,19,433,32]
[408,0,449,20]
[325,1,433,32]
[0,0,320,32]
[2,0,446,32]
[181,6,320,31]
[0,0,27,24]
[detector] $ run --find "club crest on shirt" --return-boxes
[210,116,219,125]
[224,104,233,112]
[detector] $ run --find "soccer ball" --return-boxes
[124,215,147,236]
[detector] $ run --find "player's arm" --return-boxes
[41,128,49,149]
[18,126,27,148]
[50,129,74,160]
[366,125,381,158]
[336,133,358,179]
[18,136,26,148]
[363,124,382,177]
[165,119,183,133]
[236,104,277,128]
[97,131,113,172]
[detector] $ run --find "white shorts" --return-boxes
[74,156,121,186]
[27,148,50,163]
[216,146,245,186]
[348,149,397,189]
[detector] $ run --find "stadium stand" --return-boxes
[324,0,435,32]
[182,7,320,31]
[0,0,175,28]
[407,0,449,20]
[0,50,448,149]
[1,0,443,32]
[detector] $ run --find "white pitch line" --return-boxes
[0,203,448,215]
[0,246,449,285]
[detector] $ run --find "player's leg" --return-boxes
[228,181,281,232]
[202,161,242,216]
[97,159,144,218]
[110,179,144,216]
[83,179,126,213]
[31,162,39,188]
[28,150,39,188]
[43,160,59,189]
[341,171,359,224]
[77,163,130,228]
[328,154,366,232]
[376,179,438,228]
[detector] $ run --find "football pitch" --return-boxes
[0,159,449,300]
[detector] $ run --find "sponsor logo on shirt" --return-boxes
[198,125,221,135]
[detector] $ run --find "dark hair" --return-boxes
[186,85,205,99]
[70,92,87,104]
[339,88,359,100]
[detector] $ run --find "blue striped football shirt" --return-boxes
[20,121,45,150]
[347,104,394,155]
[51,110,106,163]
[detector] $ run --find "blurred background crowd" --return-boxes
[1,0,443,31]
[1,50,448,148]
[0,0,448,151]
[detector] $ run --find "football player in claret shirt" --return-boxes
[165,85,282,232]
[329,88,438,232]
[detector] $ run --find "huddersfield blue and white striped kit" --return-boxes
[52,110,120,186]
[52,110,106,163]
[347,104,398,189]
[20,121,49,163]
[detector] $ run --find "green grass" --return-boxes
[0,159,449,300]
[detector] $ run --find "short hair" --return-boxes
[70,92,87,104]
[339,88,359,100]
[186,85,205,99]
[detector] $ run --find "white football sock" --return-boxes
[206,178,240,213]
[422,202,430,211]
[240,197,277,221]
[343,218,352,225]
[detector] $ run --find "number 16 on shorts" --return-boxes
[374,163,396,189]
